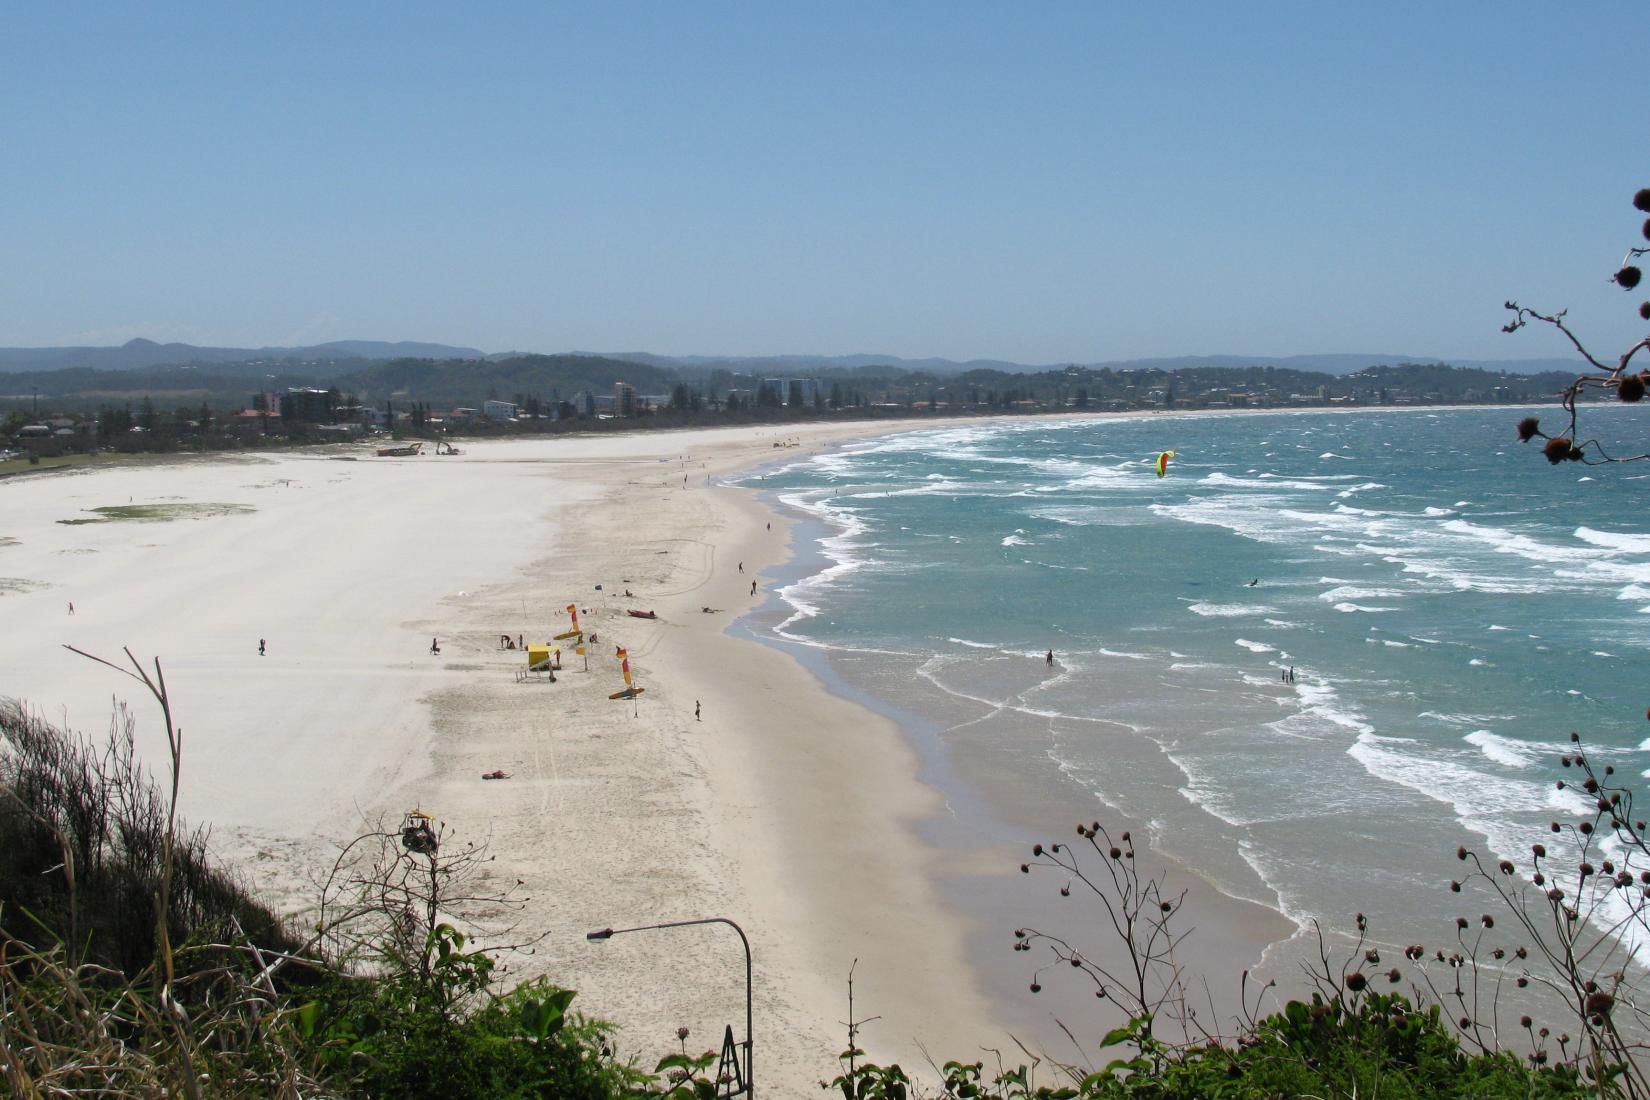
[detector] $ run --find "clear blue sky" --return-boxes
[2,3,1644,363]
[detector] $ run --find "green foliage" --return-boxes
[828,1000,1588,1100]
[826,1048,912,1099]
[300,938,637,1100]
[55,502,255,525]
[649,1049,722,1098]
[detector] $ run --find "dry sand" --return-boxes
[0,418,1285,1092]
[0,425,1001,1091]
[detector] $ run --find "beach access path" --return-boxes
[0,423,1002,1091]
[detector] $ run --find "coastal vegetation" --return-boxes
[55,502,255,525]
[0,672,1639,1097]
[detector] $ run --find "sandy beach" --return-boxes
[0,418,1286,1092]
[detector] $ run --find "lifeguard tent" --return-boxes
[516,644,558,683]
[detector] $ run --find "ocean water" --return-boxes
[740,405,1650,972]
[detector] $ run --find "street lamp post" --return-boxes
[586,917,753,1097]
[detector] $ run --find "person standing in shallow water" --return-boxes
[1046,649,1054,666]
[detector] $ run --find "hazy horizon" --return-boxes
[3,4,1643,364]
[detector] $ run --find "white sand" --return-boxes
[0,424,1002,1091]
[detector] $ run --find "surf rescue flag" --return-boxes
[617,648,632,687]
[594,584,603,590]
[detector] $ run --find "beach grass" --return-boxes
[57,502,255,524]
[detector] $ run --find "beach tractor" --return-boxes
[400,809,438,855]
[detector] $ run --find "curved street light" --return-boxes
[586,916,753,1097]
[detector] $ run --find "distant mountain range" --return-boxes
[0,338,1588,378]
[585,351,1590,378]
[0,338,486,373]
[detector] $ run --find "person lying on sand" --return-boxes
[481,770,511,780]
[701,606,724,613]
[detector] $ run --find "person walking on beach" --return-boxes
[67,602,74,615]
[738,562,743,573]
[430,637,441,655]
[695,700,701,722]
[258,638,265,656]
[750,580,757,596]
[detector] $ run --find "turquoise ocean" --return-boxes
[738,405,1650,994]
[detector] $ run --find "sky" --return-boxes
[2,3,1645,363]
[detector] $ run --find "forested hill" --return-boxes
[341,354,675,406]
[0,354,674,409]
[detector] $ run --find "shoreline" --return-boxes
[0,421,1015,1092]
[732,466,1294,1054]
[1,405,1496,1089]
